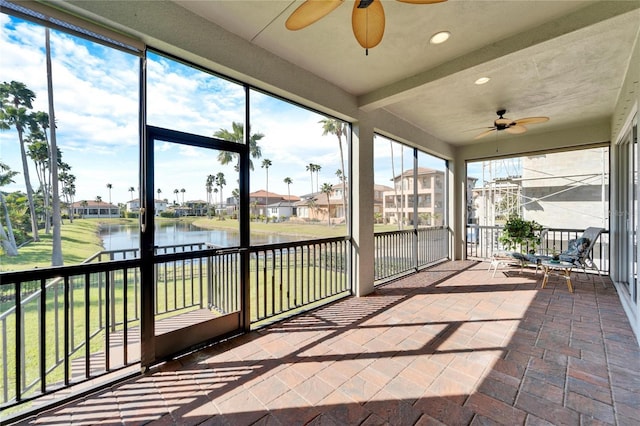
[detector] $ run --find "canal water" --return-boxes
[100,221,297,251]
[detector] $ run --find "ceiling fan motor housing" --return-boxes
[494,109,514,129]
[357,0,374,8]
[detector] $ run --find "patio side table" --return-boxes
[540,260,575,293]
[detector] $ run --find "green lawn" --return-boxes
[0,219,104,272]
[193,217,350,238]
[1,217,401,273]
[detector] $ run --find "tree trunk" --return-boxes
[0,192,18,256]
[68,195,74,223]
[18,127,40,241]
[47,28,63,266]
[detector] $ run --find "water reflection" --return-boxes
[100,221,296,251]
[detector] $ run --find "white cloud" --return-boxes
[2,13,440,207]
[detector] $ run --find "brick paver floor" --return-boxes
[17,260,640,425]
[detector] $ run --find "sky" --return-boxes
[0,13,451,206]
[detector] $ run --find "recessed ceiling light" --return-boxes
[475,77,490,85]
[429,31,450,45]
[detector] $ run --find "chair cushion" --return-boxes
[509,252,527,261]
[559,237,590,264]
[565,237,589,255]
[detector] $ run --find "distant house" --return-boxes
[266,201,297,220]
[295,192,340,224]
[70,200,120,218]
[126,198,168,215]
[292,183,388,224]
[185,200,208,216]
[250,190,300,218]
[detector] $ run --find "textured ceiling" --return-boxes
[175,0,638,145]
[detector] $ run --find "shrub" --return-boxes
[499,215,543,253]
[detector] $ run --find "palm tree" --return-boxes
[213,122,264,171]
[44,27,63,265]
[180,188,186,206]
[59,167,76,223]
[321,182,333,226]
[284,177,293,215]
[0,81,39,241]
[306,163,321,195]
[30,111,54,234]
[26,133,51,233]
[320,118,347,221]
[335,169,344,218]
[95,196,102,218]
[127,186,135,218]
[231,188,240,210]
[106,183,113,219]
[80,200,88,219]
[205,175,214,217]
[306,163,315,196]
[61,181,76,222]
[215,172,226,212]
[106,183,113,205]
[173,188,179,204]
[261,159,272,222]
[313,164,322,193]
[0,161,19,255]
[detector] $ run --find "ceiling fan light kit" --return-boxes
[474,109,549,139]
[286,0,448,55]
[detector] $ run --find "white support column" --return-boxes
[352,119,375,296]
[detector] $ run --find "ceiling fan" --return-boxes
[285,0,447,54]
[474,109,549,140]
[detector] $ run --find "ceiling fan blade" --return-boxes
[474,129,496,140]
[396,0,447,3]
[513,116,549,125]
[352,0,385,49]
[505,125,527,134]
[285,0,344,31]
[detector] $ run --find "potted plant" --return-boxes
[498,215,544,254]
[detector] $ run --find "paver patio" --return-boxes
[17,260,640,425]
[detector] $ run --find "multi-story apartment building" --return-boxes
[382,167,445,226]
